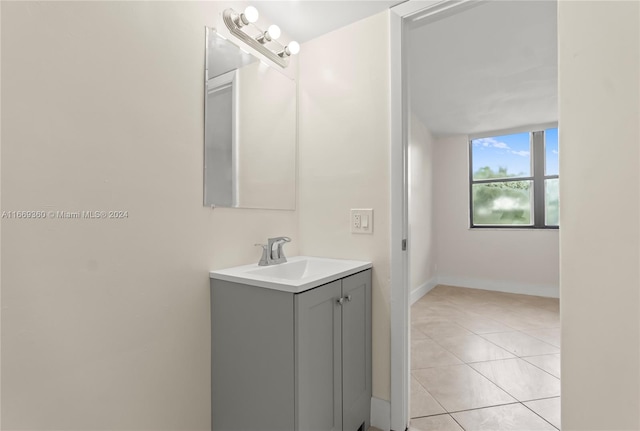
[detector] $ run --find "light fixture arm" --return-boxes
[256,31,272,44]
[278,47,291,58]
[222,8,297,68]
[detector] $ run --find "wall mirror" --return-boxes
[204,28,297,210]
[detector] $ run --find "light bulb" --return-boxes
[243,6,259,23]
[268,24,281,40]
[287,41,300,55]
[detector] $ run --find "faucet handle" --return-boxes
[263,237,292,265]
[254,244,269,266]
[268,236,291,243]
[273,237,291,263]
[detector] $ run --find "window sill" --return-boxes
[469,226,559,231]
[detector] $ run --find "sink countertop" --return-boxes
[209,256,372,293]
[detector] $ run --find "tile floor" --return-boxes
[410,285,560,430]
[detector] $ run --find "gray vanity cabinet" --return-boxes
[340,270,372,431]
[210,269,372,431]
[296,270,372,431]
[295,279,343,431]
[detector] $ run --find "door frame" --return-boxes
[389,2,482,429]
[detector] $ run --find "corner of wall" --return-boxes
[370,397,391,431]
[298,10,393,402]
[410,278,438,304]
[0,1,3,426]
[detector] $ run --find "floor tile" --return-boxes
[411,285,561,428]
[411,326,429,340]
[412,306,470,323]
[411,338,463,369]
[490,311,560,331]
[481,331,560,357]
[411,307,458,323]
[464,303,513,319]
[523,354,561,378]
[518,295,559,311]
[539,301,560,313]
[452,403,557,430]
[410,414,463,431]
[454,316,515,334]
[470,358,560,401]
[523,327,561,348]
[411,376,445,418]
[413,364,515,412]
[413,321,473,340]
[411,313,447,324]
[525,397,561,429]
[435,334,516,363]
[414,293,455,305]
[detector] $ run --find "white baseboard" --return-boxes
[436,275,559,298]
[410,278,438,304]
[370,397,391,431]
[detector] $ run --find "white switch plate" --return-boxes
[351,209,373,234]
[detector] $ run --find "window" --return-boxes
[469,127,559,228]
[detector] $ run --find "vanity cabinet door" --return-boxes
[341,271,372,431]
[211,280,295,431]
[295,280,342,431]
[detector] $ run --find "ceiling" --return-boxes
[255,1,402,43]
[247,1,557,138]
[407,1,558,136]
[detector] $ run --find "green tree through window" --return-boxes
[470,128,559,228]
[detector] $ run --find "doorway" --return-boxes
[390,1,560,429]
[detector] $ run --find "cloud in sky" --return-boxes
[473,137,530,157]
[474,137,506,148]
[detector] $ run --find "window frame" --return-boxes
[468,124,559,229]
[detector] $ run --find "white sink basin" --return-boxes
[210,256,372,293]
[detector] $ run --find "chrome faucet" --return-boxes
[255,236,291,266]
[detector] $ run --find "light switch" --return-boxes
[350,209,373,234]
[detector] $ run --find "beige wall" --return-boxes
[1,2,298,429]
[408,113,436,293]
[0,1,3,426]
[298,11,392,401]
[433,134,560,297]
[559,1,640,429]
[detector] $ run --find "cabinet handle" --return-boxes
[336,297,345,305]
[346,295,352,302]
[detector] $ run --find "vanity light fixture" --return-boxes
[222,6,300,68]
[256,24,281,44]
[240,6,259,25]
